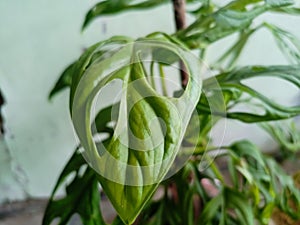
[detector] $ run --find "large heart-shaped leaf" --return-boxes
[70,35,202,224]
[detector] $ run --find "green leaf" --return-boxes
[70,35,202,224]
[200,187,255,225]
[227,0,263,10]
[229,140,266,167]
[271,6,300,14]
[214,28,258,70]
[111,217,125,225]
[42,151,106,225]
[265,0,294,7]
[93,103,119,134]
[261,121,300,153]
[199,193,223,224]
[49,40,125,101]
[264,23,300,64]
[227,140,275,213]
[177,0,297,49]
[82,0,169,30]
[223,188,255,225]
[266,158,300,219]
[69,36,133,112]
[177,3,268,48]
[199,65,300,123]
[49,62,76,99]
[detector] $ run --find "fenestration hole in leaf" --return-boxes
[70,37,203,222]
[78,164,88,177]
[69,214,81,225]
[51,171,77,201]
[128,60,184,98]
[49,218,60,225]
[92,79,123,122]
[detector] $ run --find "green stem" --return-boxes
[159,64,168,96]
[150,61,157,90]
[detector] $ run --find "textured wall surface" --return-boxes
[0,0,174,203]
[0,0,299,203]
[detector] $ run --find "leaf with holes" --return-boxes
[70,35,202,224]
[42,150,105,225]
[198,65,300,122]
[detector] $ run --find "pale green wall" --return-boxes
[0,0,299,203]
[0,0,174,203]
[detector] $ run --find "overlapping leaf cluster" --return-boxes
[44,0,300,224]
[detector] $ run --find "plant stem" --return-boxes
[159,64,168,96]
[172,0,186,30]
[172,0,188,87]
[150,61,157,90]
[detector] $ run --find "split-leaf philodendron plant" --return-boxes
[44,0,300,225]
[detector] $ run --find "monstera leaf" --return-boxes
[198,65,300,123]
[176,0,295,49]
[70,34,202,224]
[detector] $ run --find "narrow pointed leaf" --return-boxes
[261,121,300,153]
[265,0,294,7]
[264,23,300,63]
[199,65,300,122]
[214,29,258,70]
[49,62,76,99]
[82,0,170,30]
[177,3,268,48]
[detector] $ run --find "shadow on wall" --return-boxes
[0,90,28,204]
[0,89,4,135]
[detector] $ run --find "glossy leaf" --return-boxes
[69,36,133,111]
[70,35,202,224]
